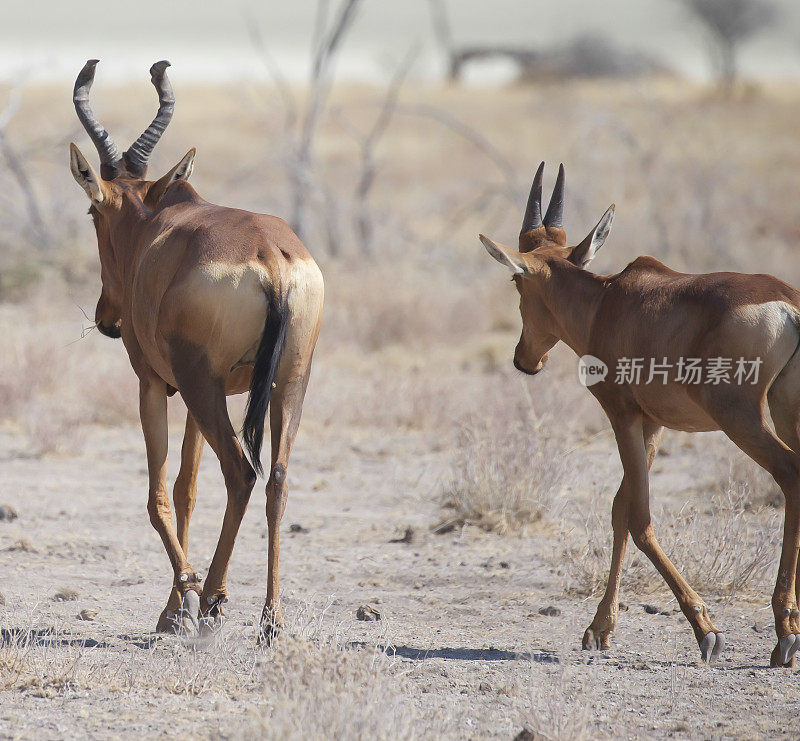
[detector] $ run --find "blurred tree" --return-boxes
[679,0,779,90]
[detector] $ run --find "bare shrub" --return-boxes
[563,480,781,598]
[442,403,574,534]
[679,0,779,89]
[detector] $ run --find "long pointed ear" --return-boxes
[479,234,528,275]
[146,148,196,206]
[69,142,108,203]
[568,205,615,269]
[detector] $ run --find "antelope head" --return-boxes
[69,59,195,338]
[480,163,615,374]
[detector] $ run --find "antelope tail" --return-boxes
[242,288,289,476]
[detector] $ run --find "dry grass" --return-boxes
[250,639,425,740]
[0,604,448,739]
[517,666,593,741]
[442,414,570,534]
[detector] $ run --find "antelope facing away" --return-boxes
[482,163,800,667]
[69,60,323,640]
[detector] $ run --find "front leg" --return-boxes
[583,480,629,650]
[615,416,723,662]
[157,412,205,632]
[584,423,663,651]
[140,375,200,633]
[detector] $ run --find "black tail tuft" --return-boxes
[242,289,289,477]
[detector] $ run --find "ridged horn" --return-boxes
[73,59,122,180]
[123,61,175,177]
[543,163,565,228]
[520,161,545,235]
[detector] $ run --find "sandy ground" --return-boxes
[1,413,799,740]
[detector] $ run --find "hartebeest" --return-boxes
[69,60,323,640]
[482,163,800,667]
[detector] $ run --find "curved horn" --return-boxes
[123,61,175,177]
[543,163,565,228]
[73,60,122,180]
[520,161,545,235]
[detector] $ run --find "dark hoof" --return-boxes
[156,609,181,634]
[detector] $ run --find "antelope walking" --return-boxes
[69,60,323,639]
[482,163,800,667]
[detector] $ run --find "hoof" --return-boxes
[699,632,726,663]
[771,634,800,667]
[177,590,200,634]
[581,627,610,651]
[156,609,180,634]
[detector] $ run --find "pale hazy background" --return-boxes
[2,0,799,83]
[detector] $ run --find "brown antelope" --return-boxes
[481,162,800,667]
[69,60,323,640]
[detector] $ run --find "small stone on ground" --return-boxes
[356,604,381,621]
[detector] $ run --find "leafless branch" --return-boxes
[291,0,363,240]
[0,83,50,249]
[244,10,299,132]
[335,44,419,254]
[427,0,456,80]
[397,103,519,200]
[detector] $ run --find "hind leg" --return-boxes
[172,344,256,630]
[258,367,313,645]
[716,394,800,667]
[768,382,800,666]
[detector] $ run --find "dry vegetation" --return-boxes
[2,76,800,737]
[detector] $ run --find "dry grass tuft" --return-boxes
[251,637,425,740]
[442,410,573,534]
[518,666,592,741]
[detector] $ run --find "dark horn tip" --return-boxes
[74,60,101,97]
[150,60,172,78]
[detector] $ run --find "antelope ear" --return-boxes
[479,234,528,275]
[69,143,107,203]
[146,148,196,206]
[569,205,615,269]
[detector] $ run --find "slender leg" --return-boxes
[157,412,205,631]
[175,412,204,553]
[611,416,723,662]
[719,400,800,667]
[768,390,800,643]
[139,375,199,632]
[259,369,312,644]
[172,350,256,625]
[583,423,662,650]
